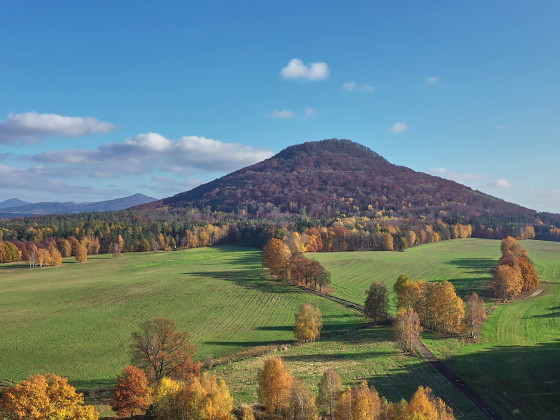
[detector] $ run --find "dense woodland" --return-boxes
[1,139,559,264]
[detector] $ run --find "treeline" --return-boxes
[263,239,332,292]
[492,236,540,300]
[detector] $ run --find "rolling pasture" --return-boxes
[309,238,503,304]
[312,238,560,419]
[0,246,365,390]
[213,327,485,419]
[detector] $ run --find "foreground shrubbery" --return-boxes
[0,373,98,419]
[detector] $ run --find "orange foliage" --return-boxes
[130,318,200,384]
[111,365,151,417]
[257,357,293,414]
[0,373,98,419]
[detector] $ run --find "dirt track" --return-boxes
[304,287,502,420]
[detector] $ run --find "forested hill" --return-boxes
[140,139,535,221]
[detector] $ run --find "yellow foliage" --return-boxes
[257,357,293,414]
[0,373,98,419]
[294,303,322,342]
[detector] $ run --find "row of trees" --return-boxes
[257,356,455,419]
[282,221,473,254]
[492,236,540,300]
[363,275,487,340]
[263,238,332,292]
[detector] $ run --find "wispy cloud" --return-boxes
[304,108,317,118]
[0,163,128,200]
[0,112,118,144]
[271,110,296,119]
[145,176,204,194]
[342,81,375,93]
[280,58,329,81]
[429,168,511,190]
[390,122,408,133]
[425,76,439,86]
[30,133,274,178]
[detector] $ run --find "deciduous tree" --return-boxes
[393,308,422,353]
[493,264,523,300]
[288,379,318,420]
[111,365,151,417]
[75,244,88,263]
[0,373,98,419]
[257,357,293,415]
[364,282,388,324]
[406,386,455,420]
[263,238,292,280]
[465,293,486,340]
[130,318,200,384]
[518,256,540,291]
[294,303,323,342]
[318,368,341,419]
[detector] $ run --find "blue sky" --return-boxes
[0,1,559,212]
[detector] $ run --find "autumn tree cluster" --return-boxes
[393,274,486,338]
[263,238,332,292]
[110,317,234,418]
[256,357,455,420]
[492,236,540,300]
[0,373,98,419]
[282,221,472,254]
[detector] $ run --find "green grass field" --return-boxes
[212,326,485,419]
[0,246,365,391]
[312,238,560,419]
[308,238,502,305]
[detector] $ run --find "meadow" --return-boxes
[212,327,485,419]
[312,238,560,419]
[0,246,366,391]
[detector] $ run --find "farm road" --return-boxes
[302,286,502,420]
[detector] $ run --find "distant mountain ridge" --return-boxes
[0,193,157,218]
[140,139,534,220]
[0,198,31,209]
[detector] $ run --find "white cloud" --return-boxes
[485,178,511,188]
[425,77,439,85]
[271,110,296,119]
[280,58,329,81]
[30,133,274,178]
[145,176,204,193]
[342,81,374,93]
[0,112,118,144]
[429,168,511,190]
[304,108,317,118]
[390,122,408,133]
[0,163,128,200]
[361,84,375,93]
[496,124,504,130]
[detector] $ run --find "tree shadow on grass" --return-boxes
[445,277,495,300]
[447,258,497,274]
[204,339,293,347]
[185,270,297,295]
[435,340,560,419]
[530,306,560,319]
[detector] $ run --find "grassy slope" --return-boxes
[212,327,484,419]
[312,238,560,419]
[0,246,365,390]
[309,238,502,305]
